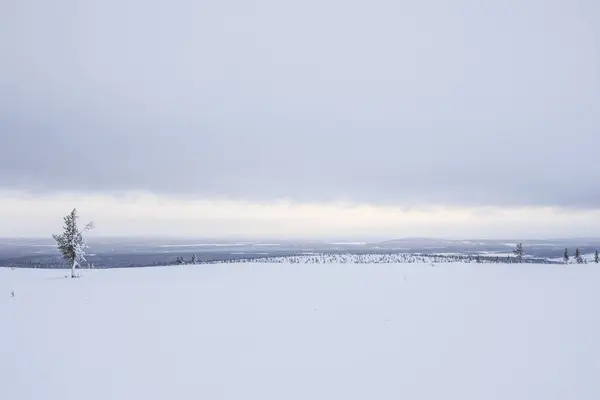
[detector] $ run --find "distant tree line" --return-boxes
[174,254,199,265]
[509,242,600,265]
[561,247,597,264]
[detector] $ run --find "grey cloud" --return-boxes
[1,0,599,207]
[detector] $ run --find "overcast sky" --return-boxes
[1,0,599,238]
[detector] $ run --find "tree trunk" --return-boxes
[71,259,78,278]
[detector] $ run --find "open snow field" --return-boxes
[1,263,599,400]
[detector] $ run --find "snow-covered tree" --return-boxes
[563,248,569,264]
[595,250,599,264]
[176,256,185,265]
[513,242,524,263]
[575,248,583,264]
[52,208,94,278]
[191,253,198,264]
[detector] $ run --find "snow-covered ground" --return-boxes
[1,263,599,400]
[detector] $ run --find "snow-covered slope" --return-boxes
[1,263,599,400]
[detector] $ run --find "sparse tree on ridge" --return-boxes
[513,242,524,263]
[52,208,94,278]
[575,248,583,264]
[563,248,569,264]
[176,256,185,265]
[595,250,599,264]
[191,254,198,264]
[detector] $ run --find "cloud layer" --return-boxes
[1,0,599,208]
[3,191,600,238]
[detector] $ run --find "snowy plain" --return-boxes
[1,262,599,400]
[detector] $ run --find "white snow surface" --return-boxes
[2,263,599,400]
